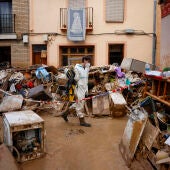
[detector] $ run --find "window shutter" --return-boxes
[106,0,124,22]
[69,0,85,8]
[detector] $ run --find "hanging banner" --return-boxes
[67,8,86,41]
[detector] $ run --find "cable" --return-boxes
[22,30,156,37]
[7,145,21,162]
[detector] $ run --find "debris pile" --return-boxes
[120,97,170,170]
[0,57,169,169]
[119,58,170,170]
[0,63,144,116]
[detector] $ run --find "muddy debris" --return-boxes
[0,58,169,169]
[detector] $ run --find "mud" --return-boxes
[19,113,129,170]
[0,144,19,170]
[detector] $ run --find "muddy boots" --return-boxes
[61,102,70,122]
[61,109,69,122]
[79,117,91,127]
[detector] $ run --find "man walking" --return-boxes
[61,56,91,127]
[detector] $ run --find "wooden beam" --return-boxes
[145,92,170,106]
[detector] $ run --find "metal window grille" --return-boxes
[0,14,15,33]
[106,0,124,22]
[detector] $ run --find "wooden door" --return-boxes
[33,52,47,65]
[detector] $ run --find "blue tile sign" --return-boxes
[67,8,86,41]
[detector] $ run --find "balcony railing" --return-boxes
[60,7,93,31]
[0,14,15,33]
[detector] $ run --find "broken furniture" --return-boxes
[109,92,127,117]
[2,110,45,162]
[144,75,170,107]
[119,106,148,167]
[92,94,110,116]
[120,95,170,169]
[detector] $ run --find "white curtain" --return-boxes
[0,2,12,14]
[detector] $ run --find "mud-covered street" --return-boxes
[20,113,128,170]
[0,0,170,169]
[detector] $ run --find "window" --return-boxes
[0,0,13,33]
[69,0,85,8]
[108,44,124,65]
[32,45,47,52]
[60,46,94,66]
[105,0,124,22]
[0,0,12,14]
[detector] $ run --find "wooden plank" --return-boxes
[145,92,170,107]
[163,81,167,100]
[119,108,148,167]
[143,82,148,98]
[141,120,160,150]
[156,157,170,164]
[157,80,161,96]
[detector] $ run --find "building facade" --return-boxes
[0,0,29,67]
[29,0,159,67]
[159,0,170,68]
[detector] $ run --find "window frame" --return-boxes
[105,0,125,23]
[59,45,95,66]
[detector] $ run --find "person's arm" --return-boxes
[74,67,80,82]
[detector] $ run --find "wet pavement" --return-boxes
[20,113,129,170]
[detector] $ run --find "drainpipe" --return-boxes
[152,0,157,65]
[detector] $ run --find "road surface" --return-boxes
[20,113,129,170]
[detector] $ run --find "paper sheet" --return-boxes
[165,136,170,146]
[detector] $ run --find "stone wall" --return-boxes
[0,0,30,67]
[12,0,30,67]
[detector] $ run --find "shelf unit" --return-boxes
[144,75,170,107]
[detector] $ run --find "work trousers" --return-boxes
[75,85,87,118]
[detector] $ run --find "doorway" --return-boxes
[108,44,124,65]
[0,46,11,64]
[32,45,47,65]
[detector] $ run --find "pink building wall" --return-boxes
[29,0,158,67]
